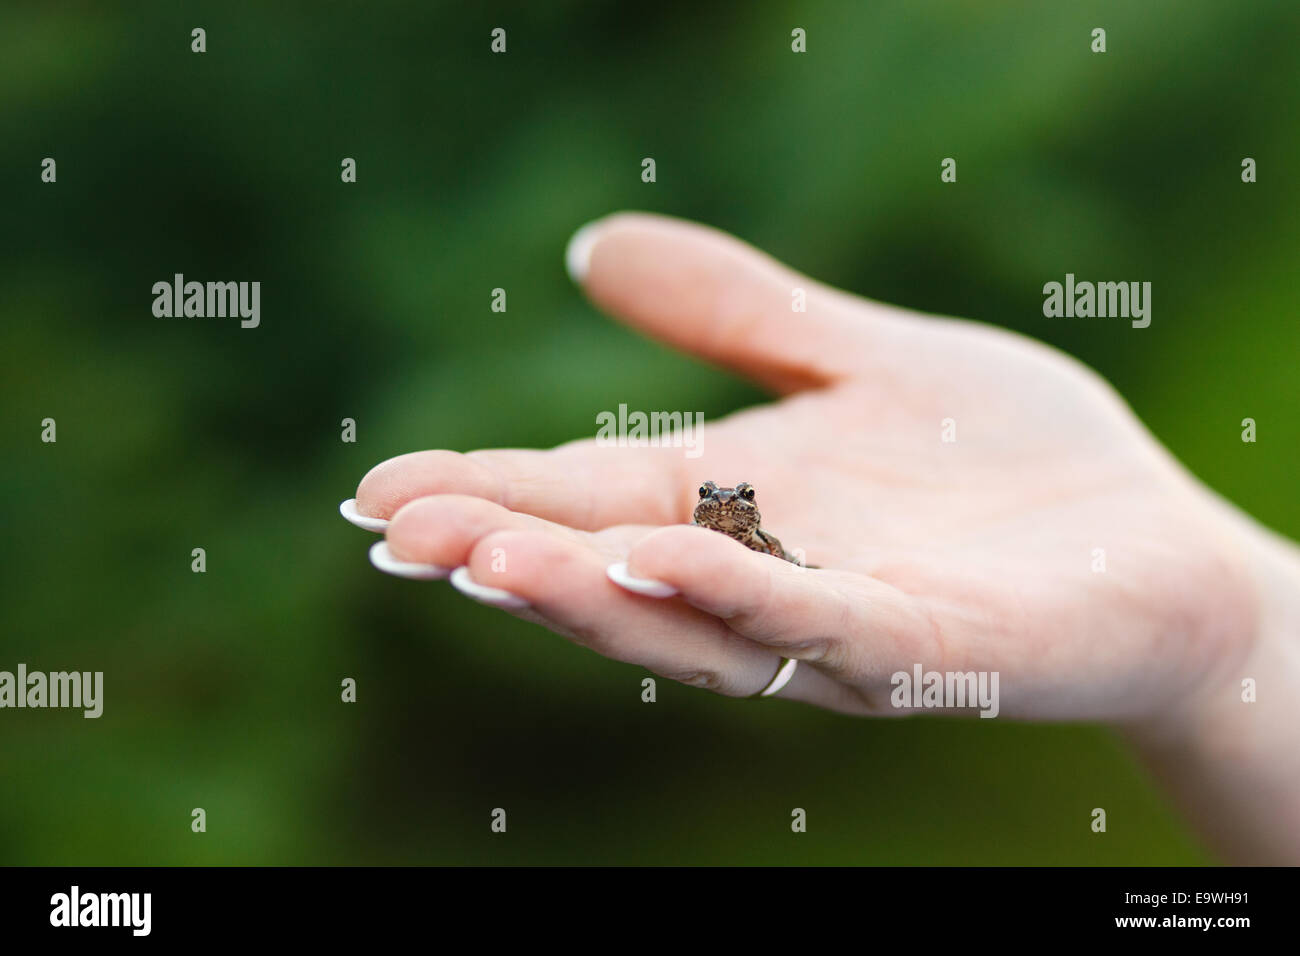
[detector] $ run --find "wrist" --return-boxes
[1122,514,1300,863]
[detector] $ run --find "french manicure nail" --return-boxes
[606,561,678,598]
[449,566,530,609]
[340,498,389,532]
[368,541,450,580]
[564,217,605,284]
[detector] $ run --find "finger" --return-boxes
[382,496,864,708]
[616,524,940,690]
[455,527,848,704]
[568,211,900,393]
[383,493,650,568]
[354,439,687,528]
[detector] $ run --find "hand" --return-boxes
[347,212,1300,860]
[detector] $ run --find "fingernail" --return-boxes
[565,217,606,284]
[449,566,530,609]
[340,498,389,532]
[368,541,450,580]
[606,561,678,598]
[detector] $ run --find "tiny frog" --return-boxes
[692,481,806,565]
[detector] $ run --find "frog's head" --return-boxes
[693,481,761,536]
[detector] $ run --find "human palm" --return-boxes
[350,213,1255,727]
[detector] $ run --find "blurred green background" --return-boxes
[3,1,1297,865]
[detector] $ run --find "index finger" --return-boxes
[350,438,689,531]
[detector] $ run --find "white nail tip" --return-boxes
[368,541,450,580]
[564,218,605,284]
[606,562,678,598]
[340,498,389,532]
[758,658,799,698]
[449,566,530,609]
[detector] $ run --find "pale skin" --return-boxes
[353,212,1300,863]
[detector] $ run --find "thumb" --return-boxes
[566,212,898,394]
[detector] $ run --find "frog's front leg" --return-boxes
[751,528,788,560]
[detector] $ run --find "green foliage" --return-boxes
[4,0,1295,863]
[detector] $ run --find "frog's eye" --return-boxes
[740,485,756,501]
[698,484,710,499]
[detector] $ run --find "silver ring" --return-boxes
[753,657,798,698]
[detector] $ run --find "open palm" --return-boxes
[347,212,1256,728]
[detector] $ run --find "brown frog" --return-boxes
[692,481,807,565]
